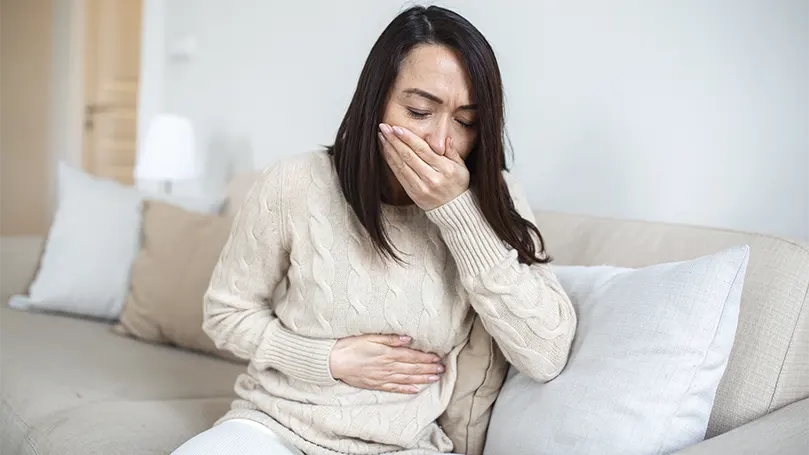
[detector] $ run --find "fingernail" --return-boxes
[399,335,411,342]
[379,123,392,134]
[410,386,419,393]
[377,132,386,142]
[392,126,404,136]
[429,376,440,381]
[433,357,441,363]
[437,365,445,373]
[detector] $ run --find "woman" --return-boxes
[173,5,576,455]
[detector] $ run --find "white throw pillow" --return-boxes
[8,163,224,320]
[483,245,749,455]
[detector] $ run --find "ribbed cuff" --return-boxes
[257,319,338,386]
[426,189,509,277]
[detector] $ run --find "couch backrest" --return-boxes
[224,172,260,216]
[227,172,809,438]
[534,210,809,437]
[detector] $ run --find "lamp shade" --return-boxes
[135,113,201,181]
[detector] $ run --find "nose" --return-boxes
[425,118,450,155]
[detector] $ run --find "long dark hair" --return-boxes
[326,5,549,265]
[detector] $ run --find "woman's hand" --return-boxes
[378,123,470,211]
[329,334,445,394]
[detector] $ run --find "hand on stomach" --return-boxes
[329,334,445,394]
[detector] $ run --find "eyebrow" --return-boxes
[403,88,477,111]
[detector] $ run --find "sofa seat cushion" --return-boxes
[3,397,234,455]
[0,307,245,455]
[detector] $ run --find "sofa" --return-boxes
[1,172,808,455]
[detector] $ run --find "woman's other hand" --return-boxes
[329,334,445,394]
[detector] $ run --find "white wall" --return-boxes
[50,0,85,208]
[144,0,809,240]
[136,0,167,165]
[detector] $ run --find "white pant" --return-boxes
[172,419,304,455]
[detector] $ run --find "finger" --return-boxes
[389,347,442,364]
[378,132,409,184]
[389,125,444,166]
[379,133,421,190]
[382,383,419,394]
[380,124,441,179]
[379,132,426,192]
[445,136,465,165]
[390,361,445,376]
[387,374,442,385]
[380,126,436,182]
[368,334,411,347]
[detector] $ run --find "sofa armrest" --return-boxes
[674,398,809,455]
[0,236,45,305]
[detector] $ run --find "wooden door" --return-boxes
[82,0,142,185]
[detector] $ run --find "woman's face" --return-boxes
[382,44,478,159]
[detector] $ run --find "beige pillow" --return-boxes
[113,200,241,362]
[439,315,509,455]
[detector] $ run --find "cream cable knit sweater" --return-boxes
[203,151,576,455]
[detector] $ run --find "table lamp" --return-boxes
[135,113,201,194]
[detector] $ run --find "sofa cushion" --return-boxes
[3,397,234,455]
[12,164,145,319]
[9,164,225,320]
[113,200,240,361]
[535,210,809,437]
[485,246,749,455]
[224,171,260,216]
[0,307,244,455]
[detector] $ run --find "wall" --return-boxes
[136,0,166,170]
[1,0,54,235]
[148,0,809,240]
[50,0,85,174]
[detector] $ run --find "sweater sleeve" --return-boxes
[425,180,577,382]
[203,163,338,386]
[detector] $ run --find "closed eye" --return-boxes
[456,119,476,129]
[407,108,429,119]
